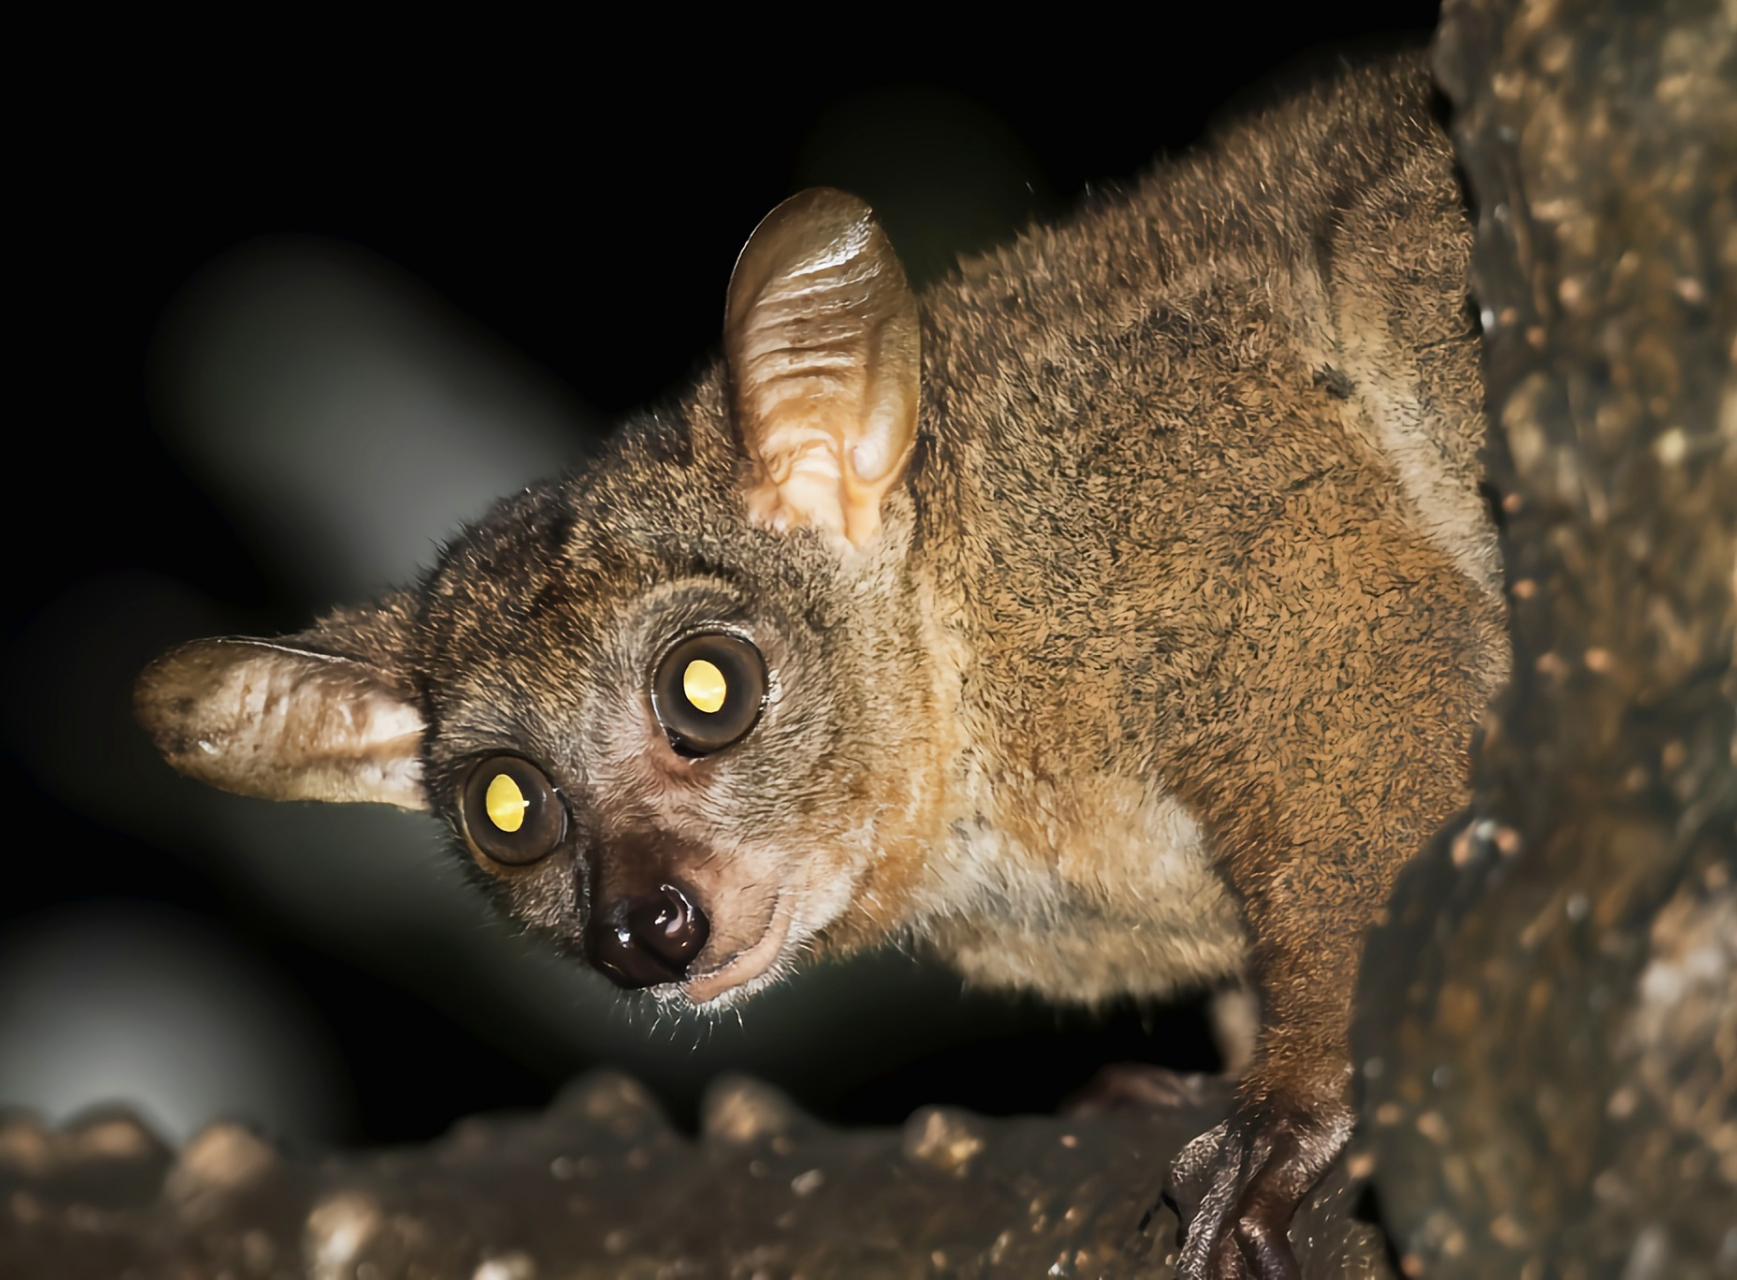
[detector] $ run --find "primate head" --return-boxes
[137,190,952,1009]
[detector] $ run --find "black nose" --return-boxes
[587,882,710,989]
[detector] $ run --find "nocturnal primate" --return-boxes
[137,56,1507,1279]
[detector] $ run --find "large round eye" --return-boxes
[460,756,567,866]
[651,632,767,755]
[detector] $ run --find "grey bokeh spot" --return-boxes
[0,902,347,1144]
[151,237,594,601]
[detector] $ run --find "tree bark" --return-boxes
[0,1073,1396,1279]
[1356,0,1737,1274]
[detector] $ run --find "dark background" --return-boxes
[6,9,1439,1152]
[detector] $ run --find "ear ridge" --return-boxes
[135,636,428,811]
[725,188,920,549]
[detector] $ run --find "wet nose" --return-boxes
[587,882,710,989]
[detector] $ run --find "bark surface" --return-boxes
[1356,0,1737,1275]
[0,1073,1392,1279]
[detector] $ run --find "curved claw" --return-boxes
[1167,1106,1345,1280]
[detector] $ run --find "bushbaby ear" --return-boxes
[135,635,427,811]
[725,188,920,549]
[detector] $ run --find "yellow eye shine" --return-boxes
[461,756,564,868]
[683,659,728,714]
[484,772,529,832]
[652,633,766,755]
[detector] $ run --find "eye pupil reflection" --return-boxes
[683,659,728,714]
[484,773,528,833]
[461,756,565,868]
[652,633,767,755]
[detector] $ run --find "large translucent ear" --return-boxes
[134,598,427,811]
[725,188,920,549]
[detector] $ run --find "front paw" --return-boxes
[1167,1105,1348,1280]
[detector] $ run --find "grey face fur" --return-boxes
[409,397,943,1004]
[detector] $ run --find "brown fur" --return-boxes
[136,54,1507,1279]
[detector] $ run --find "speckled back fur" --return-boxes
[894,55,1508,1020]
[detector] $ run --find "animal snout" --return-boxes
[587,880,710,988]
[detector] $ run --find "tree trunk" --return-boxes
[1357,0,1737,1275]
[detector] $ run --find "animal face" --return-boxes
[412,431,947,1006]
[137,191,950,1009]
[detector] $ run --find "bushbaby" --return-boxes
[138,54,1506,1278]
